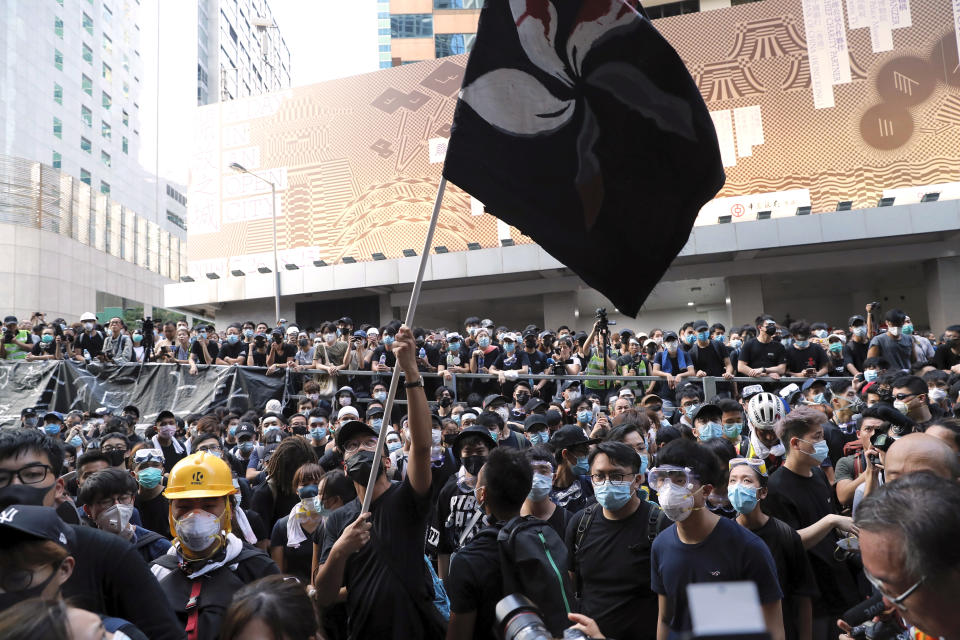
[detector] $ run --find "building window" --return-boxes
[81,136,92,153]
[434,0,483,7]
[80,169,91,185]
[435,33,476,58]
[83,43,93,64]
[102,120,111,139]
[100,181,110,194]
[390,14,433,38]
[54,49,63,70]
[103,62,111,81]
[122,110,129,126]
[54,16,64,38]
[167,210,187,230]
[54,83,63,105]
[103,33,112,56]
[102,91,111,110]
[56,0,63,6]
[122,136,128,154]
[122,81,129,98]
[53,117,62,139]
[83,12,94,36]
[81,74,93,95]
[645,0,699,18]
[102,4,112,25]
[101,151,111,167]
[52,152,61,169]
[81,105,92,127]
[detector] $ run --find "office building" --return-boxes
[197,0,292,105]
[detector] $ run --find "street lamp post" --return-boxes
[229,162,280,326]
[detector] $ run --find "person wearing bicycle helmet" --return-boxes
[746,392,787,474]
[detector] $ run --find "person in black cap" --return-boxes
[0,430,183,639]
[314,325,443,639]
[524,413,551,447]
[432,424,497,580]
[151,410,185,472]
[549,425,600,514]
[18,408,39,431]
[844,314,869,375]
[0,315,33,361]
[479,410,528,450]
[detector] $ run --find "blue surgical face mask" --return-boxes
[309,427,327,440]
[730,339,742,349]
[387,440,403,453]
[528,472,553,501]
[812,392,827,405]
[227,334,239,344]
[685,334,696,345]
[488,429,499,443]
[44,423,60,435]
[528,431,548,445]
[800,439,829,463]
[571,455,589,476]
[853,326,867,337]
[829,342,843,354]
[902,323,914,335]
[448,341,460,351]
[594,481,634,510]
[714,335,726,344]
[698,421,723,441]
[864,369,878,382]
[723,422,742,439]
[137,467,163,489]
[198,331,207,339]
[684,404,699,420]
[794,339,809,348]
[478,337,490,348]
[504,342,515,353]
[383,336,395,346]
[69,435,83,448]
[814,329,828,339]
[42,334,54,344]
[373,391,387,403]
[371,418,383,430]
[228,425,238,436]
[637,453,649,476]
[244,329,254,338]
[728,483,759,514]
[577,410,592,424]
[696,331,709,342]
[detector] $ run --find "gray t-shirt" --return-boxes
[835,454,859,482]
[868,332,913,371]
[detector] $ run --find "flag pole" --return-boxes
[360,177,448,514]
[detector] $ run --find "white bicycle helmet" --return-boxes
[747,392,785,431]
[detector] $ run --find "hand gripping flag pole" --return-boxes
[360,178,447,515]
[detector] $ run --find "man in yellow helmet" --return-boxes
[150,451,278,640]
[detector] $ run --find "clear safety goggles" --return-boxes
[646,465,698,491]
[728,457,768,477]
[133,448,165,465]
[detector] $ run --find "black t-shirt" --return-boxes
[271,343,297,364]
[134,491,171,539]
[270,515,316,581]
[247,347,268,367]
[650,517,783,633]
[319,479,434,639]
[750,517,819,640]
[933,345,960,371]
[371,345,397,368]
[689,341,725,376]
[492,350,525,371]
[31,340,58,356]
[434,474,482,555]
[218,340,248,360]
[826,353,846,377]
[544,503,572,540]
[843,340,868,372]
[76,331,105,358]
[564,502,665,640]
[523,349,549,374]
[784,344,827,373]
[244,507,270,543]
[764,466,863,616]
[63,525,183,640]
[739,338,786,369]
[550,476,595,514]
[251,481,299,533]
[190,340,219,364]
[445,524,503,640]
[157,441,186,473]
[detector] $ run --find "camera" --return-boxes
[867,302,881,311]
[868,432,895,466]
[272,329,284,344]
[594,308,616,333]
[495,594,586,640]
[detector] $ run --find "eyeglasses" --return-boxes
[0,463,53,488]
[343,437,379,453]
[728,457,768,476]
[590,472,636,485]
[892,392,918,401]
[93,493,135,511]
[864,568,925,612]
[1,560,63,592]
[196,444,222,454]
[101,445,127,454]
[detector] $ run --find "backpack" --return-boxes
[495,515,575,636]
[573,501,667,599]
[842,441,866,476]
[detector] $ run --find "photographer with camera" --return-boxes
[834,404,905,508]
[1,315,34,360]
[866,309,913,372]
[579,311,619,396]
[99,316,133,365]
[265,325,297,374]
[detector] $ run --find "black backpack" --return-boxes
[495,516,576,636]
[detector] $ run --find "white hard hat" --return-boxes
[80,312,97,322]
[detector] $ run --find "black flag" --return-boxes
[442,0,724,317]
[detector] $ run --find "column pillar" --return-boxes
[725,275,764,328]
[924,256,960,333]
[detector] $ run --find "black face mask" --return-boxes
[764,326,777,336]
[461,454,486,476]
[439,397,452,408]
[105,450,126,467]
[299,339,309,348]
[516,392,530,404]
[524,338,536,349]
[0,562,61,610]
[442,433,457,446]
[345,449,379,484]
[0,483,53,510]
[291,425,308,436]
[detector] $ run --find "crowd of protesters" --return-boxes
[0,305,959,640]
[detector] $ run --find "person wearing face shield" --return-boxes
[79,468,171,563]
[432,425,498,580]
[150,451,279,640]
[649,439,786,640]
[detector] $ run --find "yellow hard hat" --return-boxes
[163,452,238,500]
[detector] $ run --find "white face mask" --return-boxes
[929,387,947,403]
[83,322,95,331]
[566,391,581,404]
[658,483,699,522]
[887,326,900,337]
[495,407,509,423]
[324,333,336,344]
[175,510,223,552]
[97,503,134,538]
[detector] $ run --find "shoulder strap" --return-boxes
[458,509,484,547]
[135,530,164,550]
[153,553,179,570]
[646,502,665,542]
[573,504,598,598]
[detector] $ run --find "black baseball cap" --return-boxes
[0,505,70,548]
[848,315,866,326]
[335,420,379,451]
[338,317,354,326]
[524,397,547,413]
[692,403,722,422]
[523,414,548,432]
[483,394,511,408]
[544,409,563,426]
[451,425,498,458]
[693,320,709,330]
[549,425,600,451]
[3,316,17,325]
[235,424,257,439]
